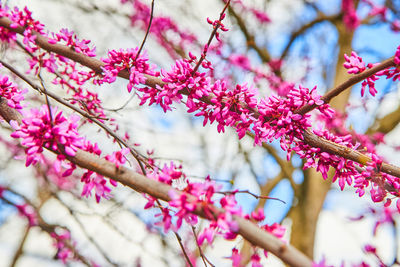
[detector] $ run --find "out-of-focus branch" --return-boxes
[367,104,400,135]
[52,194,119,266]
[9,225,30,267]
[280,13,341,60]
[240,171,286,265]
[227,5,271,63]
[246,131,298,193]
[0,190,92,266]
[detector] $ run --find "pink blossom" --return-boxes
[229,54,252,70]
[394,45,400,65]
[16,203,38,226]
[123,0,197,58]
[105,147,129,168]
[342,0,360,30]
[10,106,84,167]
[48,28,96,57]
[51,230,75,264]
[263,223,285,239]
[344,51,366,74]
[197,225,216,245]
[250,8,271,24]
[154,207,173,233]
[97,47,158,93]
[312,258,334,267]
[228,248,243,267]
[251,208,265,222]
[81,171,113,203]
[168,190,198,229]
[7,6,45,53]
[391,20,400,32]
[0,74,25,110]
[147,162,185,185]
[251,254,263,267]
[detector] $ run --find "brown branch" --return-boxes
[10,225,30,267]
[52,194,119,266]
[174,231,195,267]
[367,103,400,135]
[0,100,313,267]
[280,14,341,60]
[227,5,271,63]
[302,128,400,177]
[296,57,397,115]
[0,190,92,266]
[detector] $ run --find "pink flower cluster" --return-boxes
[48,28,96,57]
[206,12,229,42]
[226,211,285,267]
[8,104,122,203]
[139,57,210,112]
[133,49,400,208]
[394,45,400,65]
[80,142,119,203]
[3,5,45,53]
[342,0,360,30]
[10,106,83,166]
[1,6,108,122]
[143,162,287,263]
[81,170,116,203]
[147,162,184,186]
[0,6,17,43]
[354,154,400,206]
[97,47,158,93]
[344,49,400,97]
[50,230,75,264]
[0,74,25,110]
[16,203,38,226]
[343,52,377,97]
[233,0,271,24]
[105,147,129,168]
[254,85,333,152]
[344,51,366,74]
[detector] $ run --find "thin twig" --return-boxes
[192,0,231,74]
[0,59,150,174]
[174,231,195,267]
[217,190,286,204]
[10,225,30,267]
[191,226,215,267]
[134,0,155,61]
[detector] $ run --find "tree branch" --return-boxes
[0,99,313,267]
[0,16,399,179]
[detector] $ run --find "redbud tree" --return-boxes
[0,0,400,266]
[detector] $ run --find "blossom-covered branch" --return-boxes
[0,15,398,178]
[0,98,313,267]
